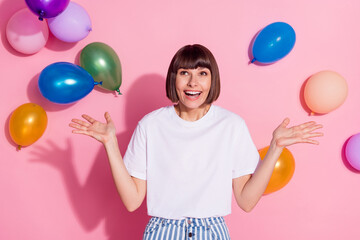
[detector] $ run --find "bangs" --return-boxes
[171,47,212,72]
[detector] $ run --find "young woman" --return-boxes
[70,44,323,239]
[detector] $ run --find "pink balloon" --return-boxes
[6,8,49,54]
[47,2,92,43]
[345,133,360,171]
[304,70,348,114]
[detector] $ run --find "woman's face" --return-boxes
[175,67,211,110]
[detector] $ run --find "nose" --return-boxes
[187,74,197,87]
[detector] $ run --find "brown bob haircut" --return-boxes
[166,44,221,104]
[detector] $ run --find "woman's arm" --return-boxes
[69,112,146,212]
[233,118,323,212]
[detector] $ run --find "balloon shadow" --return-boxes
[45,30,77,52]
[74,49,81,66]
[0,0,31,56]
[27,73,76,112]
[299,77,312,115]
[3,112,20,150]
[29,73,170,239]
[341,137,360,174]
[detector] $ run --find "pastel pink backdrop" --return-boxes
[1,0,359,239]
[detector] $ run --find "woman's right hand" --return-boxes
[69,112,116,144]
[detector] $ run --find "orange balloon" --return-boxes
[304,70,348,114]
[9,103,48,149]
[259,146,295,194]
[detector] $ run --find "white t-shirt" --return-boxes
[123,105,259,219]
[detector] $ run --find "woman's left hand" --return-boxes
[272,118,323,148]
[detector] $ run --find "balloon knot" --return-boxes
[88,27,92,32]
[17,145,22,151]
[94,81,103,86]
[116,89,122,95]
[38,10,44,21]
[251,58,256,63]
[310,112,315,116]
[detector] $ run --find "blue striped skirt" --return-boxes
[143,216,231,240]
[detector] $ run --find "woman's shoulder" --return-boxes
[138,106,173,125]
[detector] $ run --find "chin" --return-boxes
[180,100,208,110]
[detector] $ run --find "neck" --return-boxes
[175,104,211,121]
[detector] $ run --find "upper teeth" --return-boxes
[185,91,200,95]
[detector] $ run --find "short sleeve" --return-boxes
[232,120,260,178]
[123,123,147,180]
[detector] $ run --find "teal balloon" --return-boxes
[251,22,296,64]
[80,42,122,94]
[38,62,98,104]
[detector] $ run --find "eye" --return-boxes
[200,71,208,76]
[179,70,188,75]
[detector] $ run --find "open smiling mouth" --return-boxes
[184,90,202,97]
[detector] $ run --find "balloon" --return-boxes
[47,2,92,42]
[38,62,99,104]
[6,8,49,55]
[304,70,348,114]
[9,103,47,149]
[345,133,360,171]
[251,22,296,64]
[25,0,70,20]
[259,146,295,194]
[80,42,122,94]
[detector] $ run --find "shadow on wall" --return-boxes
[29,74,171,239]
[0,0,27,56]
[27,73,77,112]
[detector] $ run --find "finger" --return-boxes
[280,118,290,128]
[303,132,324,139]
[82,114,96,124]
[301,139,320,145]
[298,121,317,129]
[104,112,112,124]
[69,123,89,131]
[72,129,92,136]
[307,124,323,133]
[302,124,323,133]
[71,119,92,127]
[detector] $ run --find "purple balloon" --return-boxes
[25,0,70,20]
[345,133,360,171]
[47,2,92,42]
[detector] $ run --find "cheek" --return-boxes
[203,78,212,91]
[175,78,186,90]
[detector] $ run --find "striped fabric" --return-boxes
[143,216,231,240]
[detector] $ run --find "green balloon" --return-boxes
[80,42,122,94]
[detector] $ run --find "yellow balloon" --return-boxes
[9,103,47,149]
[259,146,295,194]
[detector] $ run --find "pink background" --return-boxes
[1,0,359,239]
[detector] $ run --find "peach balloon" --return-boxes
[259,146,295,194]
[304,70,348,114]
[6,8,49,55]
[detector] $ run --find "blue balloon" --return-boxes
[38,62,99,104]
[251,22,296,64]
